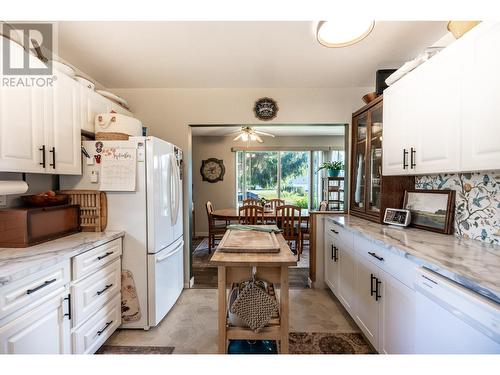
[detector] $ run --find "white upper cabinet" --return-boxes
[45,72,82,175]
[461,22,500,172]
[383,21,500,175]
[80,88,110,133]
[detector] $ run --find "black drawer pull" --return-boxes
[64,294,71,320]
[375,279,382,301]
[370,274,376,297]
[97,320,113,336]
[39,145,46,168]
[49,146,56,169]
[333,246,339,262]
[368,251,384,262]
[97,251,113,261]
[26,278,57,294]
[330,228,339,234]
[96,284,113,296]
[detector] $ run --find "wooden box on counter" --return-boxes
[0,204,80,247]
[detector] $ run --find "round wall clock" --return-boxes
[200,158,225,183]
[253,97,278,121]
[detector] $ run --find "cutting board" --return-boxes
[217,229,280,253]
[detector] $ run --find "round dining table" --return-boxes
[211,207,309,221]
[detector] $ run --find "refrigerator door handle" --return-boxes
[170,153,180,226]
[156,241,183,263]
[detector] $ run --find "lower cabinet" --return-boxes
[0,292,71,354]
[324,220,417,353]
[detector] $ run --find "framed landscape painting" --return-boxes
[403,190,455,234]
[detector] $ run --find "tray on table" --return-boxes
[217,228,280,253]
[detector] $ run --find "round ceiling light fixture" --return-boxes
[316,20,375,48]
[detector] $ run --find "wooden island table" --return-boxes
[210,229,297,354]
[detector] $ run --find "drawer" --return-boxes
[71,258,121,327]
[325,219,353,247]
[72,293,121,354]
[354,234,417,289]
[72,238,122,280]
[0,260,70,321]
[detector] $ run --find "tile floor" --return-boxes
[104,288,360,354]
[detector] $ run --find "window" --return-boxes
[236,150,336,209]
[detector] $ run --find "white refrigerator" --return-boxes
[61,136,184,330]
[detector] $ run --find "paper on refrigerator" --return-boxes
[99,147,137,191]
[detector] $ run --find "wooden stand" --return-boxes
[210,233,297,354]
[321,177,345,211]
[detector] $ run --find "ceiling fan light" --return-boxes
[241,133,249,142]
[317,20,375,48]
[249,134,257,141]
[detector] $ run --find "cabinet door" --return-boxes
[0,293,71,354]
[46,73,81,175]
[351,112,368,211]
[461,22,500,172]
[379,269,415,354]
[0,88,45,173]
[324,234,339,294]
[382,79,412,176]
[337,238,356,313]
[354,254,381,349]
[411,45,462,174]
[367,103,383,214]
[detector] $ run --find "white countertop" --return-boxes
[0,231,125,286]
[328,215,500,304]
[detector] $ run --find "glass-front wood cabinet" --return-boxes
[350,96,414,223]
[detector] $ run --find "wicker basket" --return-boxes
[95,132,129,141]
[57,190,107,232]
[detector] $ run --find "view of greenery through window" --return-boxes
[236,151,310,208]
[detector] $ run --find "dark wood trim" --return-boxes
[352,95,383,118]
[403,189,456,234]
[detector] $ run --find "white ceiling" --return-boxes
[57,21,448,89]
[191,125,345,137]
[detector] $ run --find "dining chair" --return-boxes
[242,198,262,206]
[275,205,302,260]
[238,204,265,225]
[205,201,227,254]
[267,198,285,211]
[300,201,328,254]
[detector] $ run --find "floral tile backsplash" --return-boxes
[415,172,500,244]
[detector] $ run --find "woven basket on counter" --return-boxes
[95,132,130,141]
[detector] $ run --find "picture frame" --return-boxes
[402,189,455,234]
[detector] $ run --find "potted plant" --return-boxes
[316,161,344,177]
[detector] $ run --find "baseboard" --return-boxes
[188,277,194,288]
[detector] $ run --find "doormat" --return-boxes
[289,332,375,354]
[96,345,175,354]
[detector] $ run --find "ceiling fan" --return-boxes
[232,126,275,143]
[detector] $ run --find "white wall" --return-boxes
[109,87,372,282]
[192,134,345,235]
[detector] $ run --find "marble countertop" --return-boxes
[328,215,500,304]
[0,231,125,286]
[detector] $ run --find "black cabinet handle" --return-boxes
[97,251,113,261]
[63,294,71,320]
[410,147,416,169]
[49,147,56,169]
[330,228,339,234]
[368,251,384,262]
[39,145,46,168]
[331,244,334,260]
[333,246,339,262]
[26,278,57,294]
[403,149,408,169]
[370,274,376,297]
[97,320,113,336]
[375,279,382,301]
[96,284,113,296]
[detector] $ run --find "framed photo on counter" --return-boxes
[403,190,455,234]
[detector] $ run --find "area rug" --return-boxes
[289,332,375,354]
[96,345,175,354]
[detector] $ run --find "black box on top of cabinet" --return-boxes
[375,69,397,95]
